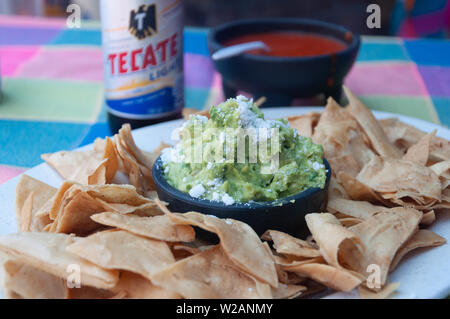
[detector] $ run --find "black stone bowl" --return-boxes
[152,157,331,239]
[207,18,360,106]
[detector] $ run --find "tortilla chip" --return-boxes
[157,201,278,288]
[43,136,117,186]
[403,131,435,165]
[95,199,162,217]
[66,230,175,281]
[328,176,349,200]
[50,191,107,236]
[87,159,108,185]
[429,160,450,190]
[276,256,325,270]
[119,124,156,168]
[287,112,321,138]
[2,260,68,299]
[327,198,388,220]
[111,271,181,299]
[338,218,363,227]
[380,118,450,163]
[305,213,364,271]
[15,175,57,231]
[64,184,161,218]
[150,245,272,299]
[19,193,33,232]
[0,232,119,289]
[338,172,387,203]
[103,137,119,182]
[276,268,307,286]
[41,148,108,185]
[171,244,200,260]
[346,134,378,171]
[48,183,162,235]
[389,229,446,272]
[77,184,153,206]
[357,156,441,205]
[343,86,402,159]
[114,138,153,194]
[30,196,54,232]
[261,230,321,259]
[285,263,362,292]
[79,184,162,216]
[314,97,377,176]
[358,282,400,299]
[91,212,195,242]
[114,124,156,194]
[327,155,361,178]
[313,98,362,157]
[421,210,436,226]
[349,207,422,285]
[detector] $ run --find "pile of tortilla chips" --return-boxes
[0,88,448,299]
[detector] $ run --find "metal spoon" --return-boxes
[212,41,270,60]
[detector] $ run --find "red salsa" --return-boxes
[222,31,347,57]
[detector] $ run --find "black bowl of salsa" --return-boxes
[207,18,360,106]
[152,156,331,240]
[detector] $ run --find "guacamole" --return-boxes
[161,96,326,205]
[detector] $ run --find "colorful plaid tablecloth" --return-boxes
[0,15,449,185]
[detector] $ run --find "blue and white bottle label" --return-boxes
[101,0,184,119]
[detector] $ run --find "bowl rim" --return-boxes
[207,17,361,62]
[152,156,332,211]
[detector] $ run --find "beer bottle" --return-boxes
[100,0,184,133]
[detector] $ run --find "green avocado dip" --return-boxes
[160,96,326,205]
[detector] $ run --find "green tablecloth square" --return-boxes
[0,79,103,123]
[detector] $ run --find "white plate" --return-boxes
[0,107,449,299]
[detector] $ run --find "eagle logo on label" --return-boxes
[129,4,157,40]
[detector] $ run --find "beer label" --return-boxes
[101,0,183,119]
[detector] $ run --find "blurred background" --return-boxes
[1,0,449,38]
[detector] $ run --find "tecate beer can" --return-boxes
[100,0,184,124]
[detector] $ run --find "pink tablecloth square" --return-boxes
[345,63,429,96]
[15,47,103,82]
[0,165,25,184]
[0,14,65,28]
[0,46,40,76]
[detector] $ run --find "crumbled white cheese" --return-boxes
[233,96,289,141]
[225,220,233,225]
[212,192,220,201]
[222,193,235,205]
[189,114,208,123]
[207,178,222,187]
[236,95,270,129]
[189,184,205,198]
[311,162,324,171]
[160,147,172,165]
